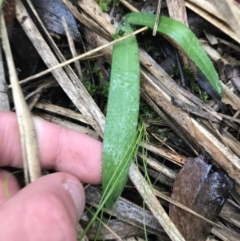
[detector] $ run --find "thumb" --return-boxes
[0,172,85,241]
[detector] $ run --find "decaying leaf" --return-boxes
[169,154,234,241]
[32,0,80,40]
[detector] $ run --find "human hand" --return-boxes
[0,112,102,241]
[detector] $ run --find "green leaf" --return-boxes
[124,13,223,96]
[103,12,223,208]
[102,21,140,208]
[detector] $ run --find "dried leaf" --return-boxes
[32,0,80,40]
[169,154,234,241]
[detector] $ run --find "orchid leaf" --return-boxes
[102,21,140,208]
[125,13,223,96]
[103,12,222,209]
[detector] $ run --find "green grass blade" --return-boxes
[102,21,140,208]
[124,13,223,96]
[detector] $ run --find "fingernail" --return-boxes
[62,179,84,219]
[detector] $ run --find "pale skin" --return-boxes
[0,112,102,241]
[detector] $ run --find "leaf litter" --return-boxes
[1,0,240,240]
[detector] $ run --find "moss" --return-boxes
[184,66,209,103]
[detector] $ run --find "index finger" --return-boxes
[0,112,102,184]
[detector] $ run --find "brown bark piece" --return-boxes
[169,154,234,241]
[166,0,188,26]
[166,0,189,67]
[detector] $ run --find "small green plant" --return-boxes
[84,79,97,96]
[183,65,196,82]
[200,91,209,103]
[188,76,210,103]
[140,100,157,118]
[184,67,209,103]
[82,65,109,98]
[102,12,222,209]
[95,0,118,11]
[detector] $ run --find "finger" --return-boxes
[0,112,102,184]
[0,170,20,205]
[0,172,84,241]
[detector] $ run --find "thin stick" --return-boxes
[119,0,138,12]
[10,26,147,87]
[62,16,83,81]
[154,189,224,229]
[1,9,41,183]
[129,163,185,241]
[153,0,162,36]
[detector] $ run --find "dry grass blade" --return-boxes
[140,75,199,156]
[0,9,41,183]
[143,155,178,180]
[81,218,144,240]
[185,0,240,43]
[24,0,107,137]
[35,102,88,124]
[37,113,98,139]
[15,26,147,87]
[129,163,185,241]
[211,224,240,241]
[153,0,162,36]
[77,224,89,241]
[0,0,9,111]
[141,70,240,185]
[62,16,83,81]
[119,0,138,12]
[140,141,187,165]
[88,220,124,241]
[210,0,240,38]
[85,185,167,237]
[16,0,105,136]
[154,189,223,229]
[0,41,9,111]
